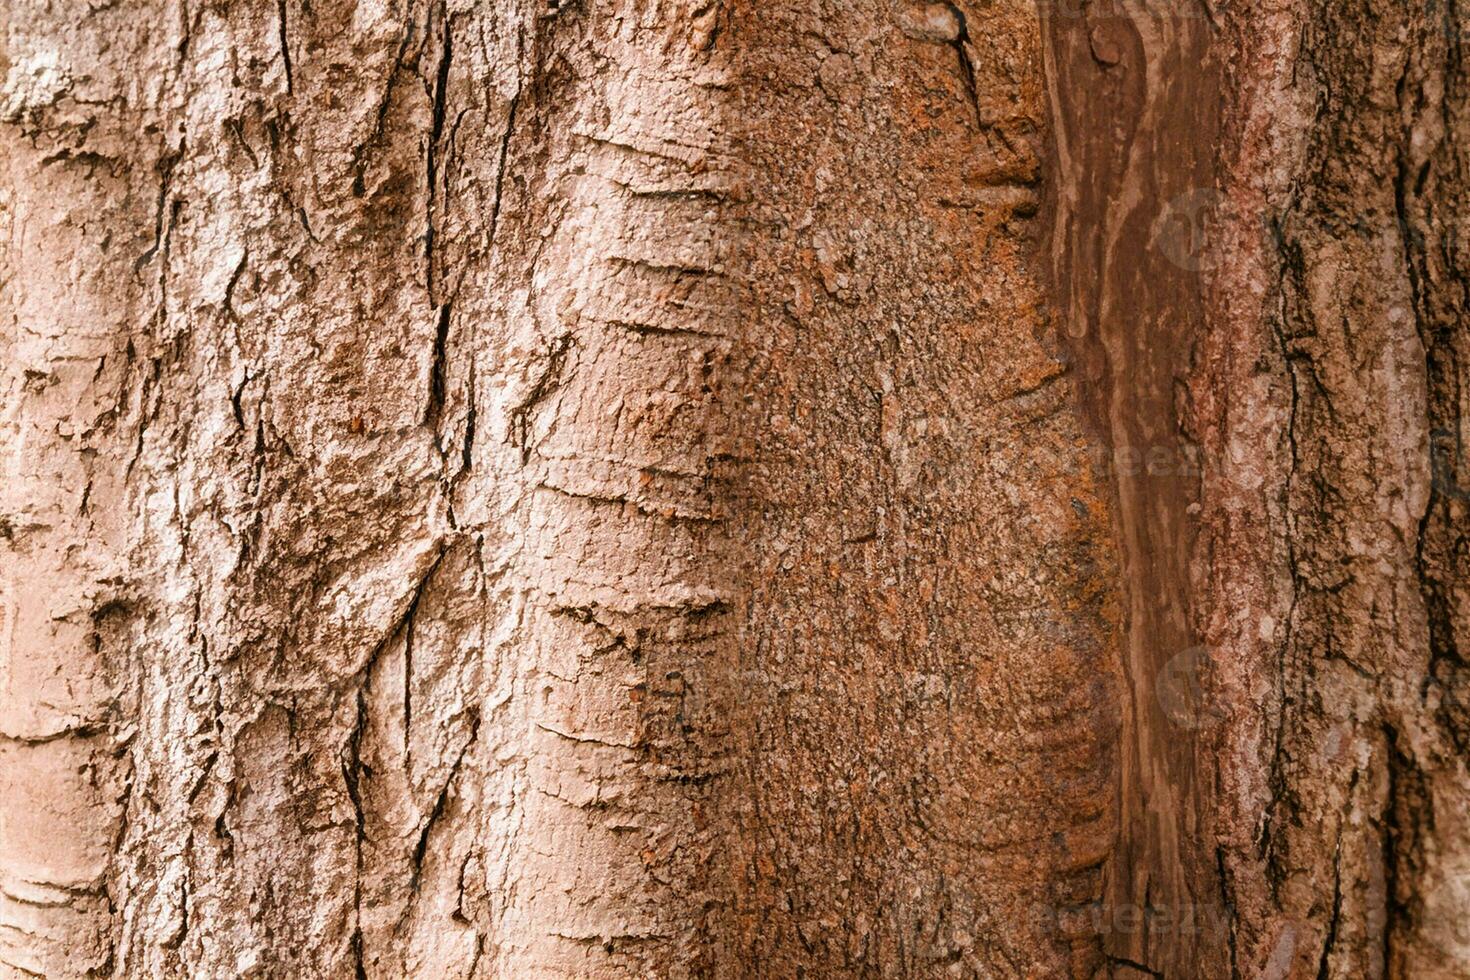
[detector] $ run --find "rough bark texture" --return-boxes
[1202,1,1470,975]
[3,1,1121,976]
[1047,0,1470,977]
[1,1,1466,979]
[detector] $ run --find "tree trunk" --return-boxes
[1048,0,1470,975]
[0,2,1465,979]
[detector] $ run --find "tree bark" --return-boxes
[1202,2,1470,975]
[1047,0,1470,976]
[1,1,1466,978]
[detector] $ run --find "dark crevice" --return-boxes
[1394,14,1470,758]
[222,250,248,325]
[460,360,477,475]
[134,148,182,274]
[1314,832,1343,979]
[277,0,293,94]
[941,3,983,129]
[342,686,368,980]
[392,550,448,770]
[425,302,452,429]
[351,13,416,197]
[1382,722,1429,975]
[487,82,522,254]
[1104,953,1164,978]
[409,708,480,894]
[426,3,453,299]
[1215,846,1240,979]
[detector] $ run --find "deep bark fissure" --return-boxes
[425,301,451,429]
[408,707,479,895]
[276,0,294,95]
[486,82,521,255]
[425,2,453,299]
[508,332,572,464]
[940,2,981,130]
[342,686,369,980]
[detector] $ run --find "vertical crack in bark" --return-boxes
[276,0,293,95]
[941,3,982,130]
[341,686,368,980]
[426,2,453,300]
[408,708,480,895]
[1315,822,1344,978]
[134,149,182,274]
[1215,845,1240,977]
[423,4,457,443]
[351,13,415,197]
[1381,721,1430,974]
[459,360,477,476]
[487,81,521,254]
[1198,0,1470,968]
[1263,278,1303,883]
[425,301,452,430]
[329,534,449,965]
[397,549,447,769]
[335,569,430,971]
[1394,8,1468,759]
[222,250,248,329]
[1387,37,1451,967]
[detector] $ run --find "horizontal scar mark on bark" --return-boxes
[534,722,636,749]
[606,255,724,279]
[997,363,1072,404]
[0,955,46,979]
[0,723,109,745]
[549,930,672,947]
[534,481,723,525]
[589,315,728,340]
[0,879,108,909]
[571,129,716,168]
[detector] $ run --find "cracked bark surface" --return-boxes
[1200,1,1470,976]
[1047,0,1470,976]
[2,1,1118,975]
[0,0,1466,978]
